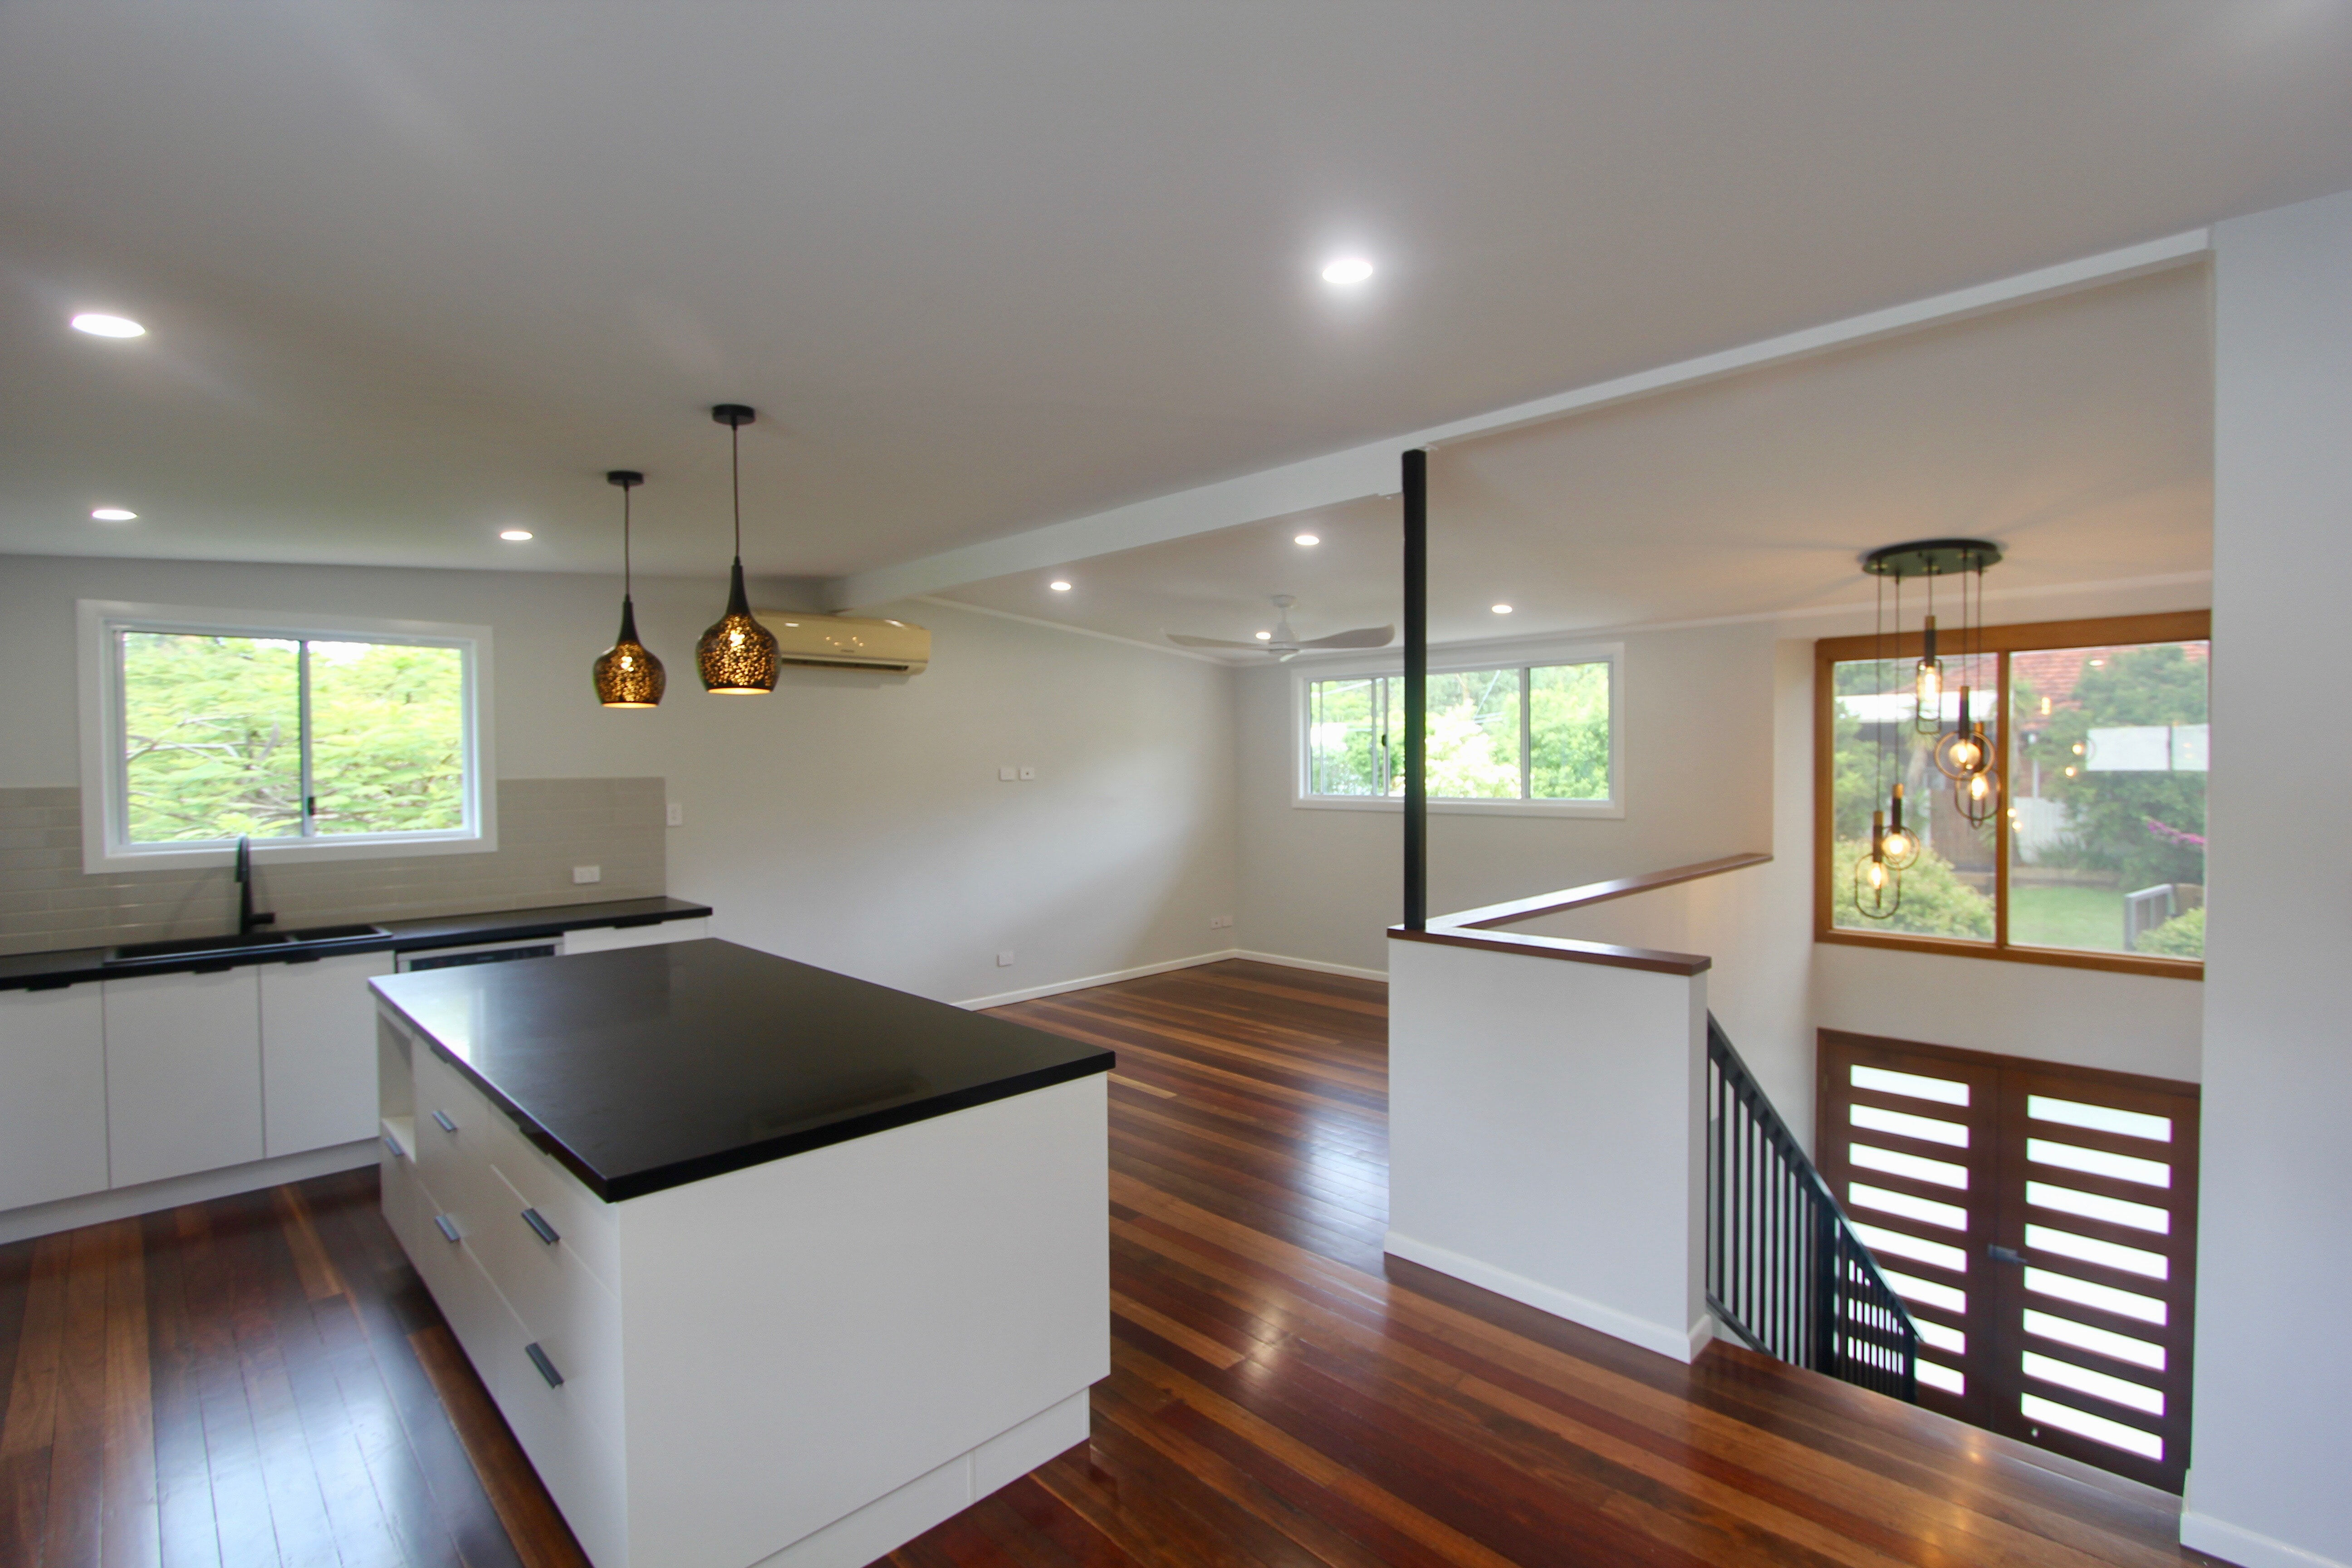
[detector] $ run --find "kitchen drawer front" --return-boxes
[380,1141,432,1262]
[487,1126,619,1292]
[489,1273,628,1568]
[402,1176,516,1388]
[411,1047,518,1225]
[471,1162,625,1437]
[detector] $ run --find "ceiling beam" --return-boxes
[831,227,2210,610]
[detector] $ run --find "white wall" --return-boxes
[0,554,1238,1005]
[2180,190,2352,1568]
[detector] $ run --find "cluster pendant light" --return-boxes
[592,470,665,707]
[1851,538,2004,919]
[696,404,779,695]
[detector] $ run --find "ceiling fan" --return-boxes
[1165,595,1395,661]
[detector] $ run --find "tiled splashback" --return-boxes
[0,778,666,956]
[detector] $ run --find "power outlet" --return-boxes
[573,865,602,884]
[996,950,1016,967]
[1208,914,1233,930]
[666,802,684,827]
[1019,766,1037,780]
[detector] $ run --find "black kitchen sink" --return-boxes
[105,924,390,965]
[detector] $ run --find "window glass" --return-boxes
[1425,669,1519,799]
[116,628,470,847]
[1530,662,1610,800]
[308,642,467,836]
[120,632,304,843]
[2009,642,2206,958]
[1303,659,1613,804]
[1307,676,1389,797]
[1829,655,1996,942]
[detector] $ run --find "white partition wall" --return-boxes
[1385,932,1712,1362]
[2184,188,2352,1568]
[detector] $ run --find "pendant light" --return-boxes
[696,403,779,694]
[1856,538,2005,916]
[593,470,665,707]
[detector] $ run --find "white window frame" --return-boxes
[1291,640,1624,818]
[76,600,498,873]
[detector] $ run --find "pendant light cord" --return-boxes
[731,419,743,561]
[622,482,633,600]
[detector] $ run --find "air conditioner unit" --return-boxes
[754,612,931,675]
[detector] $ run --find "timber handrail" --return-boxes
[1387,852,1772,975]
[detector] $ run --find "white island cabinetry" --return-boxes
[373,939,1110,1568]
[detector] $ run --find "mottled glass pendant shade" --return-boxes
[594,597,666,707]
[593,470,663,707]
[697,558,778,694]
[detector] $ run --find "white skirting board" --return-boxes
[1384,1230,1716,1364]
[2179,1511,2349,1568]
[0,1137,379,1246]
[953,948,1386,1009]
[746,1390,1091,1568]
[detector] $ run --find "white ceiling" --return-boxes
[0,4,2341,586]
[936,264,2214,651]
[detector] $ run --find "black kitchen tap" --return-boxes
[236,835,277,936]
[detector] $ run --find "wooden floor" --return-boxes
[0,959,2209,1567]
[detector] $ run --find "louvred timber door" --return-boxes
[1817,1030,2198,1493]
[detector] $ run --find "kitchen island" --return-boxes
[371,939,1112,1568]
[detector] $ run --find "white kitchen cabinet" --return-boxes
[559,917,708,956]
[261,951,397,1158]
[104,967,264,1189]
[0,984,109,1211]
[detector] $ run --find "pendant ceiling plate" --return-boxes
[711,404,755,429]
[1860,538,2004,579]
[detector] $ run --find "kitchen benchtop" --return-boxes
[0,896,711,991]
[372,937,1115,1202]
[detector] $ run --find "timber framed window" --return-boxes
[1814,611,2207,979]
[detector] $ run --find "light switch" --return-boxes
[999,766,1017,781]
[573,865,602,884]
[666,802,684,827]
[996,951,1015,967]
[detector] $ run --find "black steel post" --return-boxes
[1402,449,1428,931]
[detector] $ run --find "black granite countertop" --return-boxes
[370,938,1114,1202]
[0,897,711,991]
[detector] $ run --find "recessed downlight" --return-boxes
[1255,630,1273,641]
[1049,580,1072,592]
[1491,603,1513,615]
[1294,533,1320,546]
[500,529,534,542]
[71,312,146,338]
[90,507,137,522]
[1320,257,1374,287]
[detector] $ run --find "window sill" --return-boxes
[1814,927,2202,980]
[82,830,497,876]
[1293,795,1624,820]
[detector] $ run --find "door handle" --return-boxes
[432,1110,458,1134]
[433,1214,461,1244]
[520,1207,560,1245]
[525,1342,564,1388]
[1988,1244,2025,1264]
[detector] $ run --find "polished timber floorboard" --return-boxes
[0,960,2206,1567]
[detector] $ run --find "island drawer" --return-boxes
[471,1160,624,1439]
[488,1132,620,1290]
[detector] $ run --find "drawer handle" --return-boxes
[525,1341,565,1388]
[520,1207,560,1245]
[433,1214,461,1244]
[382,1132,406,1158]
[432,1109,459,1134]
